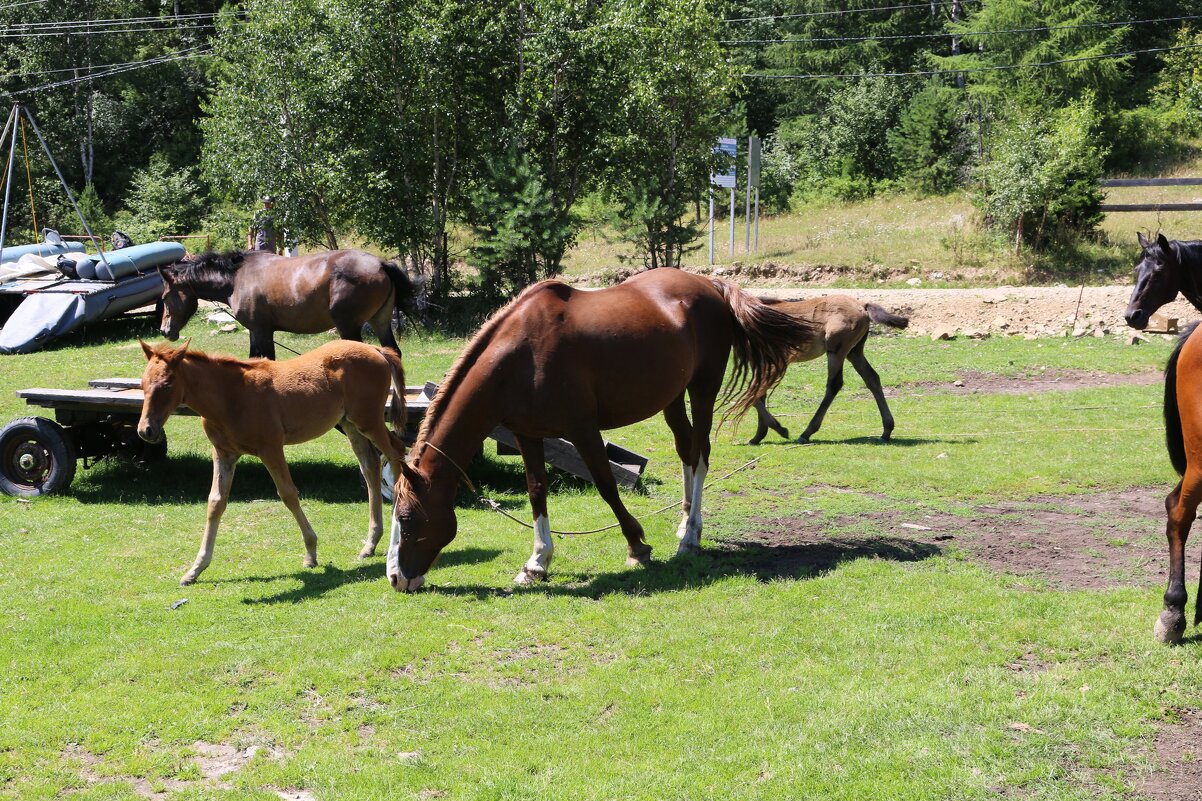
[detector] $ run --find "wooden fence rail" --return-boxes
[1100,177,1202,212]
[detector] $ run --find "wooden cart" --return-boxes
[2,379,647,497]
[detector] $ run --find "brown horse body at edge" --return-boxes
[158,249,416,359]
[386,268,819,592]
[749,295,908,445]
[137,339,407,585]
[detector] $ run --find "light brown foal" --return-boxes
[750,295,909,445]
[137,339,407,585]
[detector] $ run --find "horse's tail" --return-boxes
[381,260,416,318]
[711,278,820,422]
[1165,322,1198,477]
[377,346,408,434]
[865,302,909,329]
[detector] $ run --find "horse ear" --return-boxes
[1137,231,1150,250]
[157,265,173,284]
[169,338,191,364]
[139,339,154,360]
[1158,233,1172,253]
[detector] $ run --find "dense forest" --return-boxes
[0,0,1198,299]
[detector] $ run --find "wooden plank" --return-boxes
[1101,178,1202,187]
[1100,203,1202,212]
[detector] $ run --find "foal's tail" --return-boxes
[1164,322,1198,477]
[865,303,909,329]
[377,346,408,434]
[711,279,820,422]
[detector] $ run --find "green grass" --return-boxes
[0,316,1196,800]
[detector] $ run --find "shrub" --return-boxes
[889,84,972,195]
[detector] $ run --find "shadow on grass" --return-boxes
[742,435,972,447]
[29,313,162,354]
[419,534,943,601]
[234,547,506,605]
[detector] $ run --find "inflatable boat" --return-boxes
[0,240,186,354]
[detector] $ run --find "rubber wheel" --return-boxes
[0,417,77,497]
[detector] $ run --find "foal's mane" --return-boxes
[150,341,251,370]
[412,287,541,463]
[168,250,248,285]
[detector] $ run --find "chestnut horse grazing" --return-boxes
[1156,322,1202,643]
[386,269,819,592]
[1124,232,1202,330]
[749,295,909,445]
[158,249,416,360]
[137,340,407,585]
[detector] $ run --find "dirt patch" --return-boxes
[729,487,1182,591]
[1138,709,1202,801]
[907,367,1162,396]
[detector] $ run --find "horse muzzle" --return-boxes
[387,569,425,593]
[137,421,164,444]
[160,325,179,341]
[1124,308,1149,330]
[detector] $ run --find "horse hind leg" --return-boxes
[670,384,718,554]
[1158,477,1199,643]
[369,303,400,352]
[847,338,895,441]
[182,449,239,585]
[663,395,703,552]
[257,446,320,569]
[342,421,386,559]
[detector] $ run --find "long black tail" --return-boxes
[865,303,909,329]
[381,260,415,313]
[1165,322,1198,477]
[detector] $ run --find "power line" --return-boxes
[743,41,1202,79]
[722,12,1202,45]
[5,46,210,95]
[0,0,47,11]
[725,1,980,24]
[1,11,231,28]
[0,47,209,81]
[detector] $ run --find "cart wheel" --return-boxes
[0,416,77,497]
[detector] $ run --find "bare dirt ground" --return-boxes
[751,284,1199,340]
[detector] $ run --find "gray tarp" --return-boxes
[0,272,162,354]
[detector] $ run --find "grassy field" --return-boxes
[1,316,1199,800]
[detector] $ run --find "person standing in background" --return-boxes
[247,196,281,254]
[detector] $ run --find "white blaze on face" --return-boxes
[387,515,404,584]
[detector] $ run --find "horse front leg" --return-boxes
[248,328,276,360]
[514,435,554,585]
[569,427,651,567]
[664,395,703,551]
[1158,479,1198,643]
[748,396,789,445]
[257,446,319,568]
[799,350,846,443]
[182,449,239,585]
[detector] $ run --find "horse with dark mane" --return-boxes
[385,268,820,592]
[158,249,416,359]
[1124,232,1202,330]
[748,295,909,445]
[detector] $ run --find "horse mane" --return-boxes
[412,286,545,462]
[167,250,249,285]
[149,340,252,369]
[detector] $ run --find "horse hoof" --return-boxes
[881,433,892,443]
[180,575,197,586]
[674,541,701,557]
[1155,610,1187,644]
[303,557,318,569]
[795,436,812,445]
[359,548,376,560]
[514,566,547,585]
[625,546,653,567]
[747,437,763,446]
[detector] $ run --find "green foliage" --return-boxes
[468,145,575,298]
[889,83,973,195]
[975,100,1107,252]
[117,153,206,241]
[1153,25,1202,137]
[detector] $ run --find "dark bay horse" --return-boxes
[158,249,415,359]
[1124,232,1202,330]
[137,339,407,585]
[385,268,819,592]
[749,295,908,445]
[1156,322,1202,643]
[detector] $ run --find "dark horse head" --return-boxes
[1126,232,1182,330]
[157,251,248,340]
